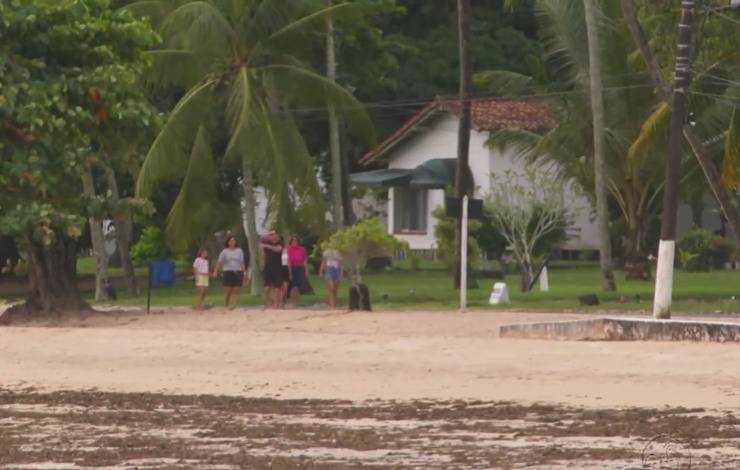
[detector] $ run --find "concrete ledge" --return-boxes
[499,317,740,342]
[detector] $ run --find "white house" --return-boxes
[351,97,600,253]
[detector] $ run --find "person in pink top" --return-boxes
[286,235,307,308]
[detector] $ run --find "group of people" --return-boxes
[191,232,343,310]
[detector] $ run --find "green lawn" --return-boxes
[95,259,740,314]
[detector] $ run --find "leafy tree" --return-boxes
[321,218,407,282]
[621,0,740,245]
[0,0,159,314]
[432,206,482,273]
[132,0,376,293]
[486,170,573,292]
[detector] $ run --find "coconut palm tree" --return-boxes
[583,0,617,291]
[480,0,673,280]
[132,0,375,288]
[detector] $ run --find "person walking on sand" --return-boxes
[212,236,247,310]
[286,235,307,308]
[192,248,211,310]
[261,231,283,309]
[320,248,342,310]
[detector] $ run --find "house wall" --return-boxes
[384,114,490,249]
[381,114,601,251]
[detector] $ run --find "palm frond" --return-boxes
[260,2,362,48]
[143,49,202,89]
[535,0,588,84]
[723,109,740,189]
[136,79,216,197]
[160,1,234,59]
[486,128,542,160]
[473,70,534,96]
[165,125,218,252]
[261,64,376,146]
[627,101,670,163]
[224,65,256,164]
[119,0,176,26]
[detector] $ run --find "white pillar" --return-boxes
[460,195,469,313]
[539,265,549,292]
[652,240,675,319]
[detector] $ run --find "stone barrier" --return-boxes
[499,317,740,342]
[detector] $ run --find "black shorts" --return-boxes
[290,266,306,290]
[263,267,283,289]
[222,270,243,288]
[281,265,291,283]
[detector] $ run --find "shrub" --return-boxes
[322,218,408,282]
[131,226,172,267]
[677,228,734,271]
[432,206,482,273]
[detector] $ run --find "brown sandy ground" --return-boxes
[2,388,740,469]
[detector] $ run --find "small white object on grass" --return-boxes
[489,282,511,305]
[539,266,550,292]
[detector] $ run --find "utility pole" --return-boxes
[583,0,617,292]
[326,0,344,230]
[653,0,695,319]
[455,0,473,289]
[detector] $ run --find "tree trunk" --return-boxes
[454,0,473,289]
[241,159,262,296]
[624,218,651,280]
[653,1,695,319]
[81,167,109,302]
[584,0,617,292]
[621,0,740,247]
[6,233,89,317]
[326,0,344,230]
[683,128,740,245]
[340,122,356,225]
[105,168,139,296]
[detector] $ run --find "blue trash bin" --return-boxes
[151,260,176,288]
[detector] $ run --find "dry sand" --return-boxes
[2,307,740,411]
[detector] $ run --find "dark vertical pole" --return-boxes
[146,263,152,314]
[653,1,695,319]
[455,0,473,289]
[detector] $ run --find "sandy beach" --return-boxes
[2,308,740,410]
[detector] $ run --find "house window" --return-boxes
[394,187,427,233]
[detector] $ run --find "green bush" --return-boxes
[677,228,734,271]
[432,207,482,272]
[131,226,172,267]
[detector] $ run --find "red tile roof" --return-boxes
[361,97,555,164]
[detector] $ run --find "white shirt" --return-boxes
[323,249,341,268]
[192,257,209,275]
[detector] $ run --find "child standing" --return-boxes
[192,248,210,310]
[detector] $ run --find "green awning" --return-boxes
[349,168,413,187]
[351,158,458,189]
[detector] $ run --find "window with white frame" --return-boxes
[393,187,427,233]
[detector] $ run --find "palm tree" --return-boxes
[481,0,670,280]
[583,0,617,291]
[133,0,375,285]
[621,0,740,247]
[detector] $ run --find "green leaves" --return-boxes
[1,0,160,249]
[136,78,216,197]
[262,64,376,146]
[321,218,407,280]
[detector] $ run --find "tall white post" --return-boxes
[460,195,469,313]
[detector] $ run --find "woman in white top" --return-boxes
[211,236,247,310]
[319,248,342,309]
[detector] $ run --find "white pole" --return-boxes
[460,195,469,313]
